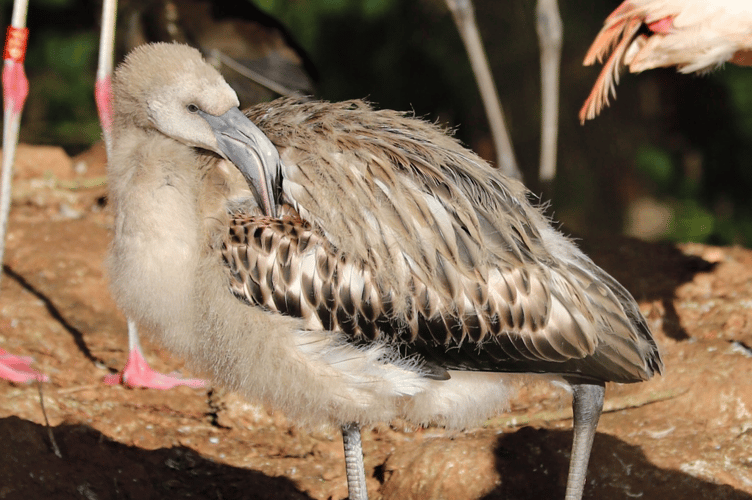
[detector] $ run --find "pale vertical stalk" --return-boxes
[10,0,28,27]
[96,0,118,157]
[0,0,30,286]
[446,0,521,180]
[536,0,562,182]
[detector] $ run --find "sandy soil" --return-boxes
[0,144,750,500]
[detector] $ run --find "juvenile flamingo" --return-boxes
[108,42,662,500]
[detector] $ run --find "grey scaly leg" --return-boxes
[566,382,605,500]
[341,423,368,500]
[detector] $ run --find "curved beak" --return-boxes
[198,107,278,218]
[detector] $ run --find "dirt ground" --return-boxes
[0,144,751,500]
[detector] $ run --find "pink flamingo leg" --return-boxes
[0,6,48,384]
[95,75,112,137]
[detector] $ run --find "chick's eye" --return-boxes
[187,104,199,113]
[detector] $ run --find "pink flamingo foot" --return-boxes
[0,349,48,383]
[103,346,207,389]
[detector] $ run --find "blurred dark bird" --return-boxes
[118,0,316,107]
[108,42,662,500]
[580,0,752,123]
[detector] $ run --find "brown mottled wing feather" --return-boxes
[223,98,662,383]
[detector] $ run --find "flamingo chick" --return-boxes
[580,0,752,123]
[109,42,662,500]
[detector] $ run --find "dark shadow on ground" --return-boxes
[483,427,751,500]
[0,416,313,500]
[3,264,103,365]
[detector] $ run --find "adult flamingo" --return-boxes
[579,0,752,123]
